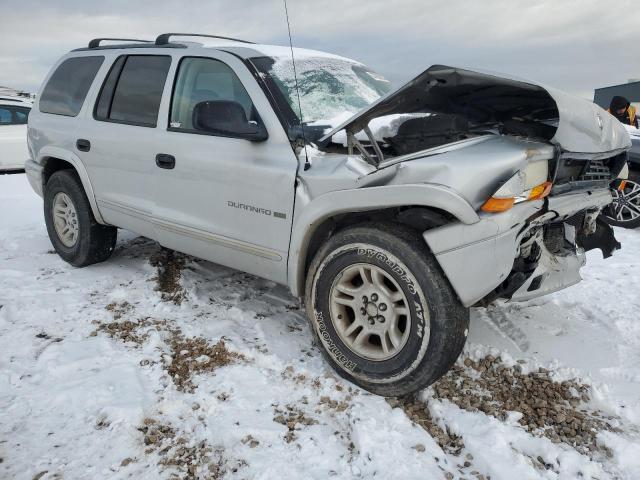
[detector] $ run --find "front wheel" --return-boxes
[305,224,469,397]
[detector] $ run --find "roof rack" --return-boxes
[88,38,152,49]
[155,33,255,46]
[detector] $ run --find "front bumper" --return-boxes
[423,189,614,307]
[25,159,44,197]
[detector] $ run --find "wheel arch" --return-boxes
[38,147,106,224]
[287,183,480,297]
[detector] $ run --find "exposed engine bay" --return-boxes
[319,110,560,162]
[385,114,473,156]
[317,65,562,165]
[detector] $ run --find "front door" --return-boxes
[153,53,298,284]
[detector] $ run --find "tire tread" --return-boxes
[305,222,469,397]
[44,169,117,267]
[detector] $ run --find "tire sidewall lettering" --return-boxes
[357,247,417,294]
[314,310,357,372]
[311,242,431,384]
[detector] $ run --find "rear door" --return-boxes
[152,52,298,284]
[76,54,172,238]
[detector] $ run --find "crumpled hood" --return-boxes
[318,65,631,155]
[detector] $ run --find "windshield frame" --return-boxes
[246,56,301,136]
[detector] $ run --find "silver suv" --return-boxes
[26,34,631,396]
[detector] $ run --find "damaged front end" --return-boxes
[422,187,621,307]
[308,63,630,307]
[485,208,620,305]
[481,149,627,304]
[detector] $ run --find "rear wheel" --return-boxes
[305,223,469,397]
[44,170,117,267]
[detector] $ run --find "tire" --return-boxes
[602,172,640,229]
[305,223,469,397]
[44,169,117,267]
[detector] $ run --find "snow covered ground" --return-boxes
[1,172,639,480]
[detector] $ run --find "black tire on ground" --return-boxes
[602,170,640,229]
[44,169,117,267]
[305,223,469,397]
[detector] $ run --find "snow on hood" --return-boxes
[319,65,631,155]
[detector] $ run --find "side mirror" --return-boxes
[192,100,268,142]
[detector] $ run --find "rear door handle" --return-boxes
[156,153,175,169]
[76,139,91,152]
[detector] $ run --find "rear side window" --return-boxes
[39,56,104,116]
[0,105,31,125]
[95,55,171,127]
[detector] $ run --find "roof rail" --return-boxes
[155,33,255,46]
[88,38,152,49]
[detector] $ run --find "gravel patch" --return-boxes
[165,337,244,393]
[137,418,246,479]
[93,311,244,393]
[394,355,620,460]
[273,404,319,443]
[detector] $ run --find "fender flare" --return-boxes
[287,183,480,297]
[37,146,107,224]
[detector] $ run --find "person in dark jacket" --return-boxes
[608,96,638,128]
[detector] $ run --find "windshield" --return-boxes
[251,55,392,126]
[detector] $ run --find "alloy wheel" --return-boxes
[52,192,79,247]
[609,180,640,224]
[329,263,413,361]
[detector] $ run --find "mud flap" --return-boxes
[576,217,621,259]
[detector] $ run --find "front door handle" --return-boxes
[76,139,91,152]
[156,153,175,169]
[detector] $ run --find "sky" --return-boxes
[0,0,639,99]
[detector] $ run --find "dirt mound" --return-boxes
[149,247,190,304]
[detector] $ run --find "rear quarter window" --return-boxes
[39,56,104,117]
[95,55,171,127]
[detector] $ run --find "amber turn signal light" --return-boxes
[481,181,552,213]
[527,181,553,201]
[480,197,516,213]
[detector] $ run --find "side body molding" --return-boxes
[287,183,480,297]
[37,146,107,224]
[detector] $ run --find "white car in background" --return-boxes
[0,96,32,172]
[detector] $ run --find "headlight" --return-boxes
[481,161,552,213]
[618,163,629,180]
